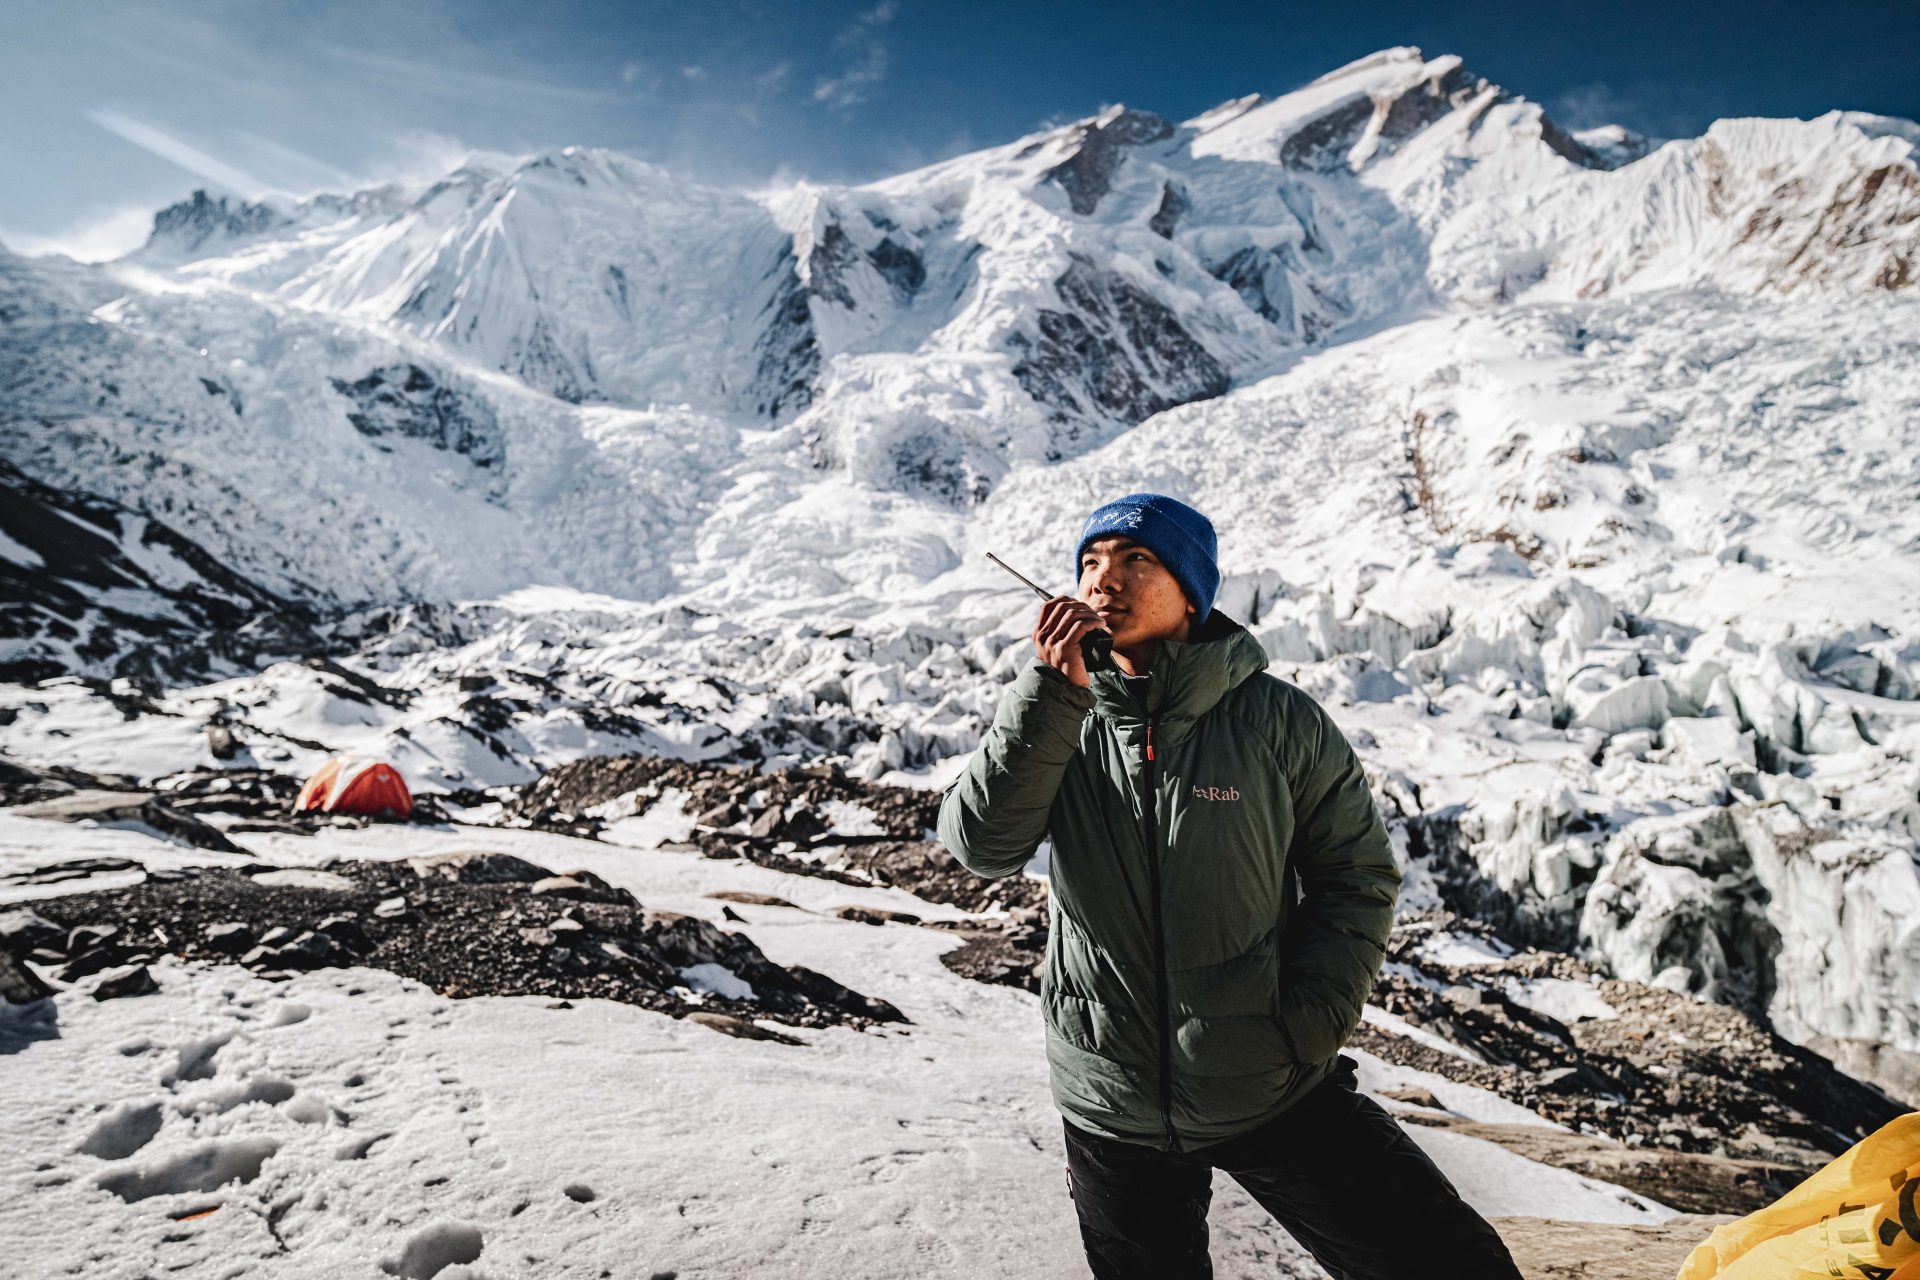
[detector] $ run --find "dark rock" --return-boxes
[0,908,64,953]
[328,364,503,467]
[1042,108,1174,215]
[694,803,741,828]
[938,932,1043,993]
[1148,182,1187,238]
[706,891,802,910]
[406,851,549,884]
[92,964,158,1000]
[0,950,54,1003]
[202,922,253,954]
[751,249,820,420]
[278,931,351,968]
[866,237,925,302]
[60,947,131,982]
[686,1011,804,1045]
[0,788,239,852]
[313,915,371,951]
[67,925,119,955]
[147,189,287,252]
[134,799,243,853]
[1007,254,1229,432]
[205,722,240,760]
[832,906,921,927]
[721,906,746,923]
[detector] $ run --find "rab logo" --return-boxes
[1193,785,1240,801]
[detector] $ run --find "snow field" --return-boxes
[2,817,1674,1278]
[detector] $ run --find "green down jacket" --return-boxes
[937,612,1399,1151]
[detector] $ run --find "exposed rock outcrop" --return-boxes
[328,364,503,470]
[1008,254,1228,433]
[1042,108,1175,215]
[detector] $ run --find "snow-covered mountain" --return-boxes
[3,46,1918,1079]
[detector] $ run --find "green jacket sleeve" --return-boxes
[1272,689,1399,1064]
[937,659,1094,880]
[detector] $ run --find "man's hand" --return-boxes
[1034,596,1104,689]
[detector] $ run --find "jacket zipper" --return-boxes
[1142,718,1177,1151]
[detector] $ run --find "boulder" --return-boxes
[92,964,159,1001]
[0,908,64,953]
[202,922,253,954]
[705,891,801,909]
[0,950,53,1003]
[406,851,550,884]
[685,1011,803,1045]
[832,906,921,927]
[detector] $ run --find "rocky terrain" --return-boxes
[2,749,1905,1239]
[5,849,902,1036]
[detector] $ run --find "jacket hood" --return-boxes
[1089,610,1269,738]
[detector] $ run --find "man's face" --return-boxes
[1077,535,1195,646]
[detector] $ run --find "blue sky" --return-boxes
[5,0,1918,259]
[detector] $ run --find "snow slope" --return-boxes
[0,818,1673,1279]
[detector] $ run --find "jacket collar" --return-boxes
[1089,611,1268,738]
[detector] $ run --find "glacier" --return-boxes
[3,43,1917,1082]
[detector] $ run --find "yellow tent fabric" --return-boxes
[1678,1112,1920,1280]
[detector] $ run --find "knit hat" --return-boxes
[1073,493,1220,624]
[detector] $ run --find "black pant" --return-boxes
[1062,1056,1523,1279]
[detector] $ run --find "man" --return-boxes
[938,493,1522,1278]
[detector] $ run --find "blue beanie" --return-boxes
[1073,492,1220,623]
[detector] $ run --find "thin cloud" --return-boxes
[86,107,266,196]
[813,0,897,111]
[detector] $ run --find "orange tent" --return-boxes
[295,757,413,818]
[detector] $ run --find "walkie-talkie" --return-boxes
[986,552,1116,672]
